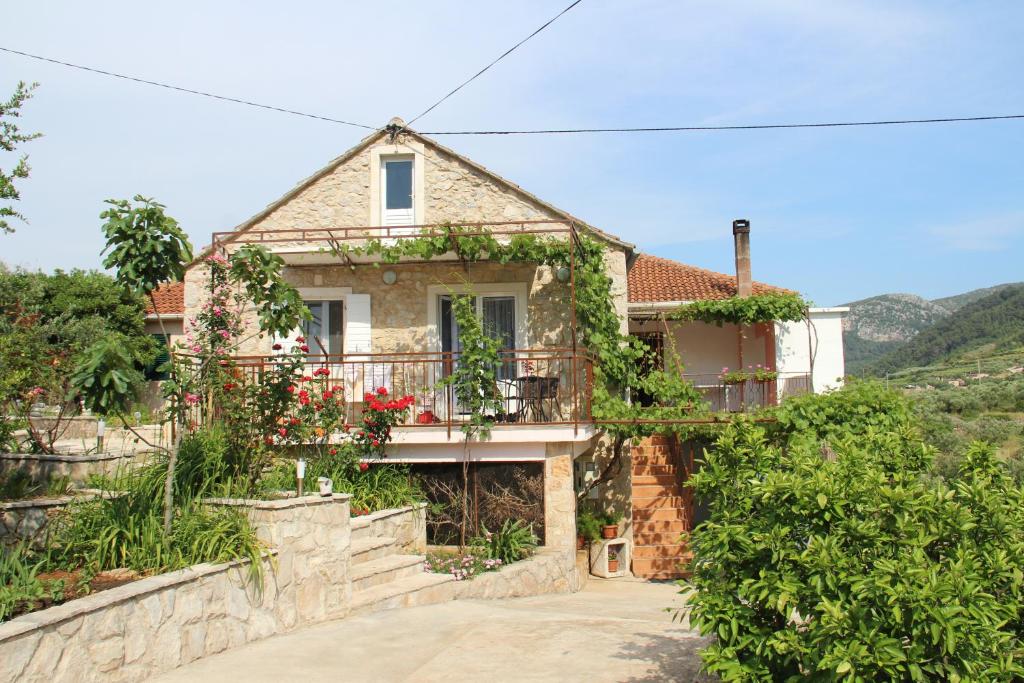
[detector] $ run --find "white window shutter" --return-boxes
[344,294,371,354]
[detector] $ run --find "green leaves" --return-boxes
[0,81,41,234]
[228,244,310,337]
[682,415,1024,682]
[673,292,810,325]
[71,336,141,415]
[99,195,193,295]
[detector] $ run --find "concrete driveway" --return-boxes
[151,579,712,683]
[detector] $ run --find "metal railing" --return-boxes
[210,219,579,259]
[188,349,595,436]
[682,372,812,412]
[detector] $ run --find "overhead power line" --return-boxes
[0,46,378,130]
[3,45,1023,137]
[404,0,585,127]
[418,114,1024,135]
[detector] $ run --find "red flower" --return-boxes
[272,343,282,351]
[223,382,235,391]
[278,427,287,437]
[363,392,373,403]
[371,439,380,447]
[323,391,333,400]
[376,386,388,396]
[301,375,312,382]
[290,417,300,426]
[296,336,306,343]
[332,385,343,392]
[264,436,274,446]
[300,345,310,353]
[329,448,338,455]
[299,390,309,399]
[359,462,369,472]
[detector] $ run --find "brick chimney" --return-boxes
[733,219,752,298]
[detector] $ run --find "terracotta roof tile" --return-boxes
[144,282,184,315]
[628,254,791,303]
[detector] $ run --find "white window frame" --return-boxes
[369,143,426,232]
[425,282,529,352]
[296,287,352,355]
[380,154,415,228]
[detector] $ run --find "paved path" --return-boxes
[152,578,712,683]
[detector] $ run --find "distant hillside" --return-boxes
[932,282,1023,312]
[866,284,1024,375]
[841,293,951,374]
[841,283,1024,374]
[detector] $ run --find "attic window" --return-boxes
[381,156,414,226]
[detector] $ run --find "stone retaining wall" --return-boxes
[0,492,101,546]
[351,503,427,551]
[0,495,353,682]
[452,549,580,600]
[0,452,138,486]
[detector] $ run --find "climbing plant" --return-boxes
[673,291,810,326]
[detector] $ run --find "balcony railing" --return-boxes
[191,349,595,436]
[682,372,812,412]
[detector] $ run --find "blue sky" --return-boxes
[1,0,1022,306]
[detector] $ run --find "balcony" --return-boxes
[220,349,595,438]
[682,372,812,412]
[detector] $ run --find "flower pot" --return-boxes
[577,534,586,550]
[607,558,619,572]
[601,524,618,539]
[416,410,436,424]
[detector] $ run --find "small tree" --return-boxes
[0,81,41,234]
[98,195,192,533]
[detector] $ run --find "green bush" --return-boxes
[683,421,1024,681]
[576,508,602,543]
[0,543,61,622]
[472,518,538,565]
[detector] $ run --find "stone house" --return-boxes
[172,118,846,578]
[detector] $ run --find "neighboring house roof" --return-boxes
[628,254,792,304]
[145,282,185,317]
[198,118,632,266]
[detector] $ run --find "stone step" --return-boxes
[633,531,687,545]
[631,556,689,579]
[350,572,456,616]
[630,451,676,465]
[633,520,688,534]
[632,474,678,486]
[632,495,686,510]
[350,536,398,565]
[351,554,425,592]
[632,544,691,560]
[632,507,687,522]
[631,464,679,477]
[632,484,678,498]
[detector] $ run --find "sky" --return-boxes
[1,0,1022,306]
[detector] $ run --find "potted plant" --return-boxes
[752,365,778,383]
[576,509,601,549]
[600,511,622,539]
[607,549,619,573]
[719,367,752,385]
[416,386,437,424]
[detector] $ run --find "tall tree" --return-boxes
[1,82,41,234]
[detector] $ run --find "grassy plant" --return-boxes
[471,518,538,564]
[0,543,61,622]
[0,469,73,501]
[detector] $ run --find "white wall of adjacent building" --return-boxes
[775,307,848,393]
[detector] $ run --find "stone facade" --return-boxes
[0,453,142,487]
[453,549,579,600]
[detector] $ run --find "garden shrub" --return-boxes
[683,420,1024,681]
[0,543,61,622]
[472,518,538,564]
